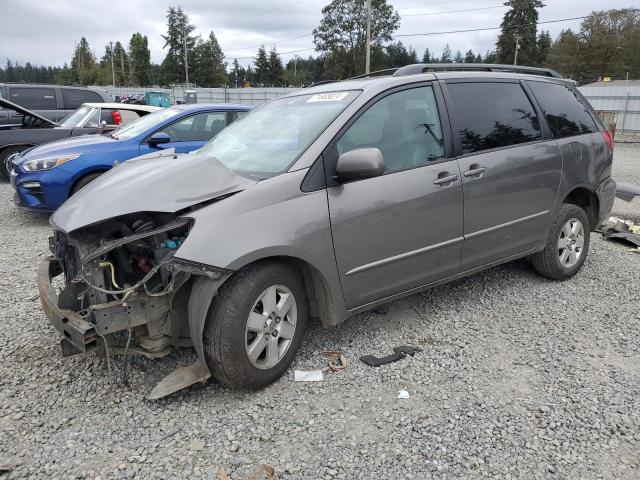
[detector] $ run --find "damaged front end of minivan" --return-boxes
[39,211,231,399]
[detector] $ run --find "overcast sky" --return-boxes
[0,0,636,69]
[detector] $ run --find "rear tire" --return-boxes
[531,203,590,280]
[71,172,104,195]
[0,146,27,181]
[204,262,308,388]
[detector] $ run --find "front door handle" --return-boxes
[463,165,487,178]
[433,173,458,186]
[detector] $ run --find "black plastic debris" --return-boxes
[601,217,640,248]
[360,345,423,367]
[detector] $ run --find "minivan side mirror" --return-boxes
[148,132,171,146]
[335,148,385,182]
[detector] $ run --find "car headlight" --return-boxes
[22,154,80,172]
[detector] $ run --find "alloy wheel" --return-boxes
[557,217,585,268]
[244,284,297,369]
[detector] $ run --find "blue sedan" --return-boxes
[10,103,252,211]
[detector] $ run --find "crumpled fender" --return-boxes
[148,275,227,400]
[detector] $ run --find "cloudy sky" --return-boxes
[0,0,636,69]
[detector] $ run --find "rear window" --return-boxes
[9,87,57,109]
[61,88,104,109]
[526,81,598,138]
[447,82,542,155]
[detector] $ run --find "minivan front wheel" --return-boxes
[531,204,590,280]
[203,262,307,388]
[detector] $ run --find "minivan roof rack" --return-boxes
[393,63,563,78]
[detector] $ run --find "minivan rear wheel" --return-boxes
[203,262,307,388]
[531,203,590,280]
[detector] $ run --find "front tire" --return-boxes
[71,172,104,195]
[204,262,308,388]
[531,204,590,280]
[0,146,27,181]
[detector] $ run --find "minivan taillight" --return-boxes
[601,130,614,151]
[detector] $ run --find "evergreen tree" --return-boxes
[70,37,98,84]
[496,0,544,65]
[385,41,416,67]
[267,47,284,86]
[535,30,552,66]
[454,50,464,63]
[422,48,431,63]
[229,59,245,87]
[475,53,484,63]
[161,6,197,84]
[441,44,452,63]
[129,33,152,86]
[464,49,476,63]
[254,46,269,85]
[546,29,581,79]
[193,31,228,87]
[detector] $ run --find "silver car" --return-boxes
[39,65,616,398]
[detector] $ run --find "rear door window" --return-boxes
[9,87,57,109]
[447,82,542,155]
[61,88,104,109]
[526,81,598,138]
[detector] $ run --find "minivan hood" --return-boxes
[20,134,115,159]
[51,150,256,233]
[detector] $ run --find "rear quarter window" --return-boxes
[526,81,598,138]
[9,87,57,109]
[61,88,104,109]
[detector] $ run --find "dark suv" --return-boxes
[39,64,615,398]
[0,83,110,125]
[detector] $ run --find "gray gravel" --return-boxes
[1,144,639,480]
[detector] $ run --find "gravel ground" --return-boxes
[1,144,639,480]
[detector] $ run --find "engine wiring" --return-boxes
[98,261,121,289]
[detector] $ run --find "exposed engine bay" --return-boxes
[41,212,229,398]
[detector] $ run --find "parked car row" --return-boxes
[17,64,615,399]
[0,98,160,180]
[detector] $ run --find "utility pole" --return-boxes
[110,41,115,88]
[365,0,371,74]
[513,34,521,66]
[183,26,189,86]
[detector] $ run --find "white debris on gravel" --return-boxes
[1,144,639,479]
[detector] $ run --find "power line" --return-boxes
[224,33,313,53]
[213,0,318,27]
[394,15,589,37]
[401,5,506,18]
[230,47,315,61]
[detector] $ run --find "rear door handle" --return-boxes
[433,173,458,186]
[463,166,487,178]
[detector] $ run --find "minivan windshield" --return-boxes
[109,107,180,140]
[197,91,360,178]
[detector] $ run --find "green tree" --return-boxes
[267,47,284,86]
[384,41,417,68]
[129,33,152,86]
[422,48,432,63]
[229,59,245,87]
[464,49,476,63]
[496,0,544,65]
[546,29,582,79]
[193,31,227,87]
[535,30,552,66]
[454,50,464,63]
[441,44,452,63]
[71,37,98,84]
[313,0,400,78]
[254,46,269,85]
[161,6,197,84]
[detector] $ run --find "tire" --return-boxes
[531,203,590,280]
[0,146,27,181]
[71,172,104,195]
[204,262,308,389]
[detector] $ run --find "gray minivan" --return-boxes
[39,65,616,398]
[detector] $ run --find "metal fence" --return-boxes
[579,84,640,132]
[93,86,303,106]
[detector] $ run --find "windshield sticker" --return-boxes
[307,92,349,103]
